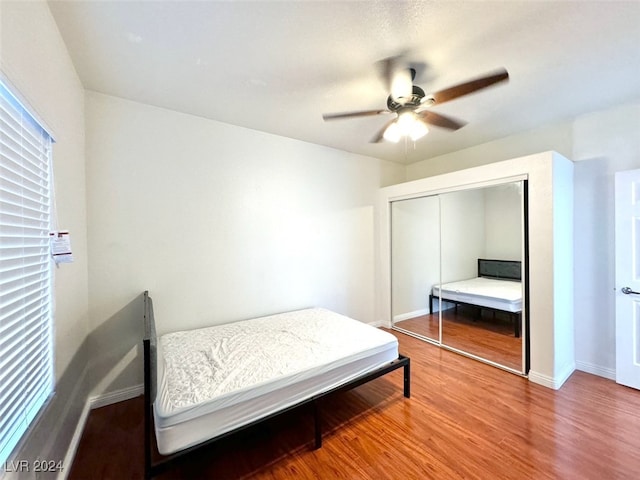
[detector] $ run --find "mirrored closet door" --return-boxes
[391,195,440,343]
[391,180,527,375]
[439,182,525,372]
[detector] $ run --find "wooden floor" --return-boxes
[69,330,640,480]
[395,307,522,370]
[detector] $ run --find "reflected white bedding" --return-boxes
[432,277,522,312]
[154,308,398,455]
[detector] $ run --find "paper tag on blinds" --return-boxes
[50,231,74,264]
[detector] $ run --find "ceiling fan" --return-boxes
[322,58,509,143]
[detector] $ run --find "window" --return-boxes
[0,79,53,465]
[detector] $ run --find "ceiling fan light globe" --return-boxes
[409,120,429,141]
[383,122,401,143]
[397,111,417,134]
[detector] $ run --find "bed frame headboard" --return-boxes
[478,259,521,281]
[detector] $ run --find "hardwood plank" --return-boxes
[68,331,640,479]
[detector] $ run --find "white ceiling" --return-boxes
[48,1,640,165]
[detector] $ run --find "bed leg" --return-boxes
[515,312,521,338]
[403,359,411,398]
[429,294,433,314]
[313,400,322,449]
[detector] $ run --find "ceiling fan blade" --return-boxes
[370,119,396,143]
[376,55,413,101]
[376,55,403,92]
[417,110,467,130]
[322,110,389,121]
[430,68,509,105]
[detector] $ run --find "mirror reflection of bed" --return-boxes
[391,181,527,374]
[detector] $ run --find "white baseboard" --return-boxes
[527,371,557,389]
[89,384,144,409]
[393,308,430,323]
[58,401,90,480]
[575,361,616,380]
[556,362,576,389]
[368,320,387,328]
[528,362,576,390]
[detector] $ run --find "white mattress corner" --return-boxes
[153,307,398,455]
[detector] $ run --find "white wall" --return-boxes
[85,92,405,395]
[483,183,523,261]
[440,188,486,283]
[406,121,573,181]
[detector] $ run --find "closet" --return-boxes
[390,180,527,374]
[378,152,574,388]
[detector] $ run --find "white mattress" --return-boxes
[154,308,399,455]
[432,277,522,313]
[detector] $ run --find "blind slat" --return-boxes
[0,282,49,312]
[0,147,49,182]
[0,311,49,370]
[0,190,50,212]
[0,125,48,164]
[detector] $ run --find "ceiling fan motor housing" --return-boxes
[387,85,429,112]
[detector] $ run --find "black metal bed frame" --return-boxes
[143,291,410,479]
[428,259,523,337]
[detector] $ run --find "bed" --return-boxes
[429,259,523,337]
[143,291,410,479]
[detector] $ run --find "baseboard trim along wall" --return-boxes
[393,308,430,323]
[368,320,387,328]
[575,361,616,381]
[529,362,576,390]
[527,371,557,389]
[89,384,144,410]
[58,402,90,480]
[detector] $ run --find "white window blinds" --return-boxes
[0,80,53,465]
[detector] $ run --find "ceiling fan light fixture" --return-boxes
[383,111,429,143]
[409,119,429,141]
[322,64,508,145]
[396,111,417,134]
[383,121,401,143]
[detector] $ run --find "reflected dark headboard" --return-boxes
[478,259,521,281]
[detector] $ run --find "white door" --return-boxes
[615,168,640,390]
